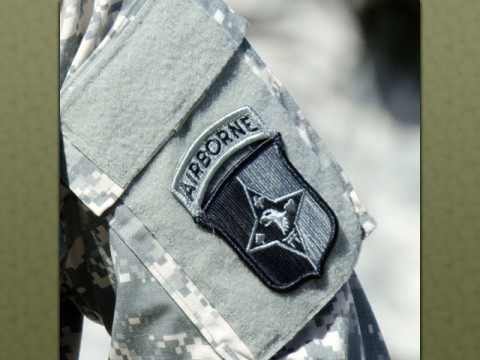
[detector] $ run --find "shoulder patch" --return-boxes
[172,107,338,291]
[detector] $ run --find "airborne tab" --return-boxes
[172,107,338,290]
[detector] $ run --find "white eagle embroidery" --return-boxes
[260,209,289,235]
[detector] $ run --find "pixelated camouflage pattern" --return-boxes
[60,136,124,216]
[195,0,249,42]
[59,0,249,216]
[340,171,377,239]
[60,0,389,359]
[107,204,253,360]
[60,185,116,359]
[60,0,93,85]
[61,184,221,360]
[60,298,83,360]
[60,189,390,359]
[273,272,389,360]
[60,188,116,332]
[108,227,222,360]
[61,5,143,93]
[60,0,123,86]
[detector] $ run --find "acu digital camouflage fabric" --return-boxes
[60,0,390,359]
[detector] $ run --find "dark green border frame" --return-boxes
[422,1,480,359]
[0,1,58,359]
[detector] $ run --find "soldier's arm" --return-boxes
[60,1,390,359]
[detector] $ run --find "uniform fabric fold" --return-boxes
[61,0,248,216]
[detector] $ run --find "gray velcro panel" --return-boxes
[61,0,247,215]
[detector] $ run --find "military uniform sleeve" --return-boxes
[60,0,390,359]
[60,298,84,360]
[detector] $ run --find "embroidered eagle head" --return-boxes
[260,209,289,235]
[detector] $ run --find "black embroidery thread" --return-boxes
[199,135,338,291]
[172,107,338,291]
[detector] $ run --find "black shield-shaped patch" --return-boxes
[172,107,338,291]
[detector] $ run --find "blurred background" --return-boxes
[79,0,420,359]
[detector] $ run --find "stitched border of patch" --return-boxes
[172,107,338,291]
[199,135,338,291]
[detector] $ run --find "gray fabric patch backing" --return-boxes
[60,0,248,193]
[119,42,370,359]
